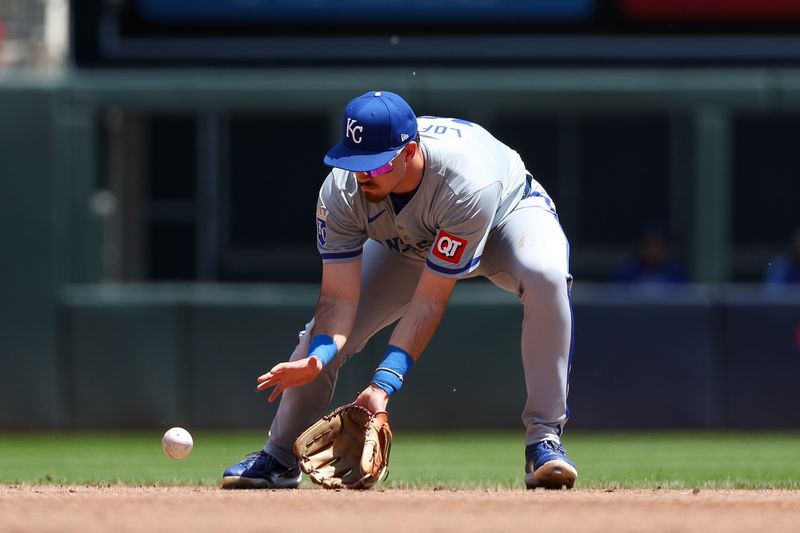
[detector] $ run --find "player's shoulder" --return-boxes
[319,168,360,209]
[417,116,491,142]
[418,119,502,197]
[417,116,496,163]
[320,168,357,196]
[322,168,354,188]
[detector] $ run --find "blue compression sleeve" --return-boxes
[307,334,338,367]
[370,345,414,396]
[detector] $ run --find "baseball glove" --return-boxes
[293,403,392,490]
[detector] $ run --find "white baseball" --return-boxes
[162,427,193,460]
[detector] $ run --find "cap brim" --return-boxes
[323,141,399,172]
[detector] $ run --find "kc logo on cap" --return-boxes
[346,118,363,144]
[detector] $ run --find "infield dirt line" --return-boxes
[1,486,799,533]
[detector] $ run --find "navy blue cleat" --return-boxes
[221,451,302,489]
[524,440,578,490]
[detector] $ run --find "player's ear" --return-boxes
[404,141,418,158]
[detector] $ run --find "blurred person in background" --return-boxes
[764,227,800,286]
[612,218,689,285]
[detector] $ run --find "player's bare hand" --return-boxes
[354,384,389,413]
[256,357,324,402]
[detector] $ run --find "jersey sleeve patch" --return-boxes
[432,230,468,264]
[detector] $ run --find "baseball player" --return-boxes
[222,91,577,490]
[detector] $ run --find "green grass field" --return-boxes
[1,431,798,489]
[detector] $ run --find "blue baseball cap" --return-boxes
[324,91,418,172]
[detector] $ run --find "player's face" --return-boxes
[355,148,409,203]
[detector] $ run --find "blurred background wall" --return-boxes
[1,0,799,430]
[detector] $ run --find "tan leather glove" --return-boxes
[293,403,392,490]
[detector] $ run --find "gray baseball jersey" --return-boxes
[316,116,556,277]
[264,116,573,468]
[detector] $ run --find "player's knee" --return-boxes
[519,266,569,297]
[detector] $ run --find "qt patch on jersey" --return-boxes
[432,231,467,264]
[317,218,327,246]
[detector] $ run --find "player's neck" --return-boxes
[393,144,425,196]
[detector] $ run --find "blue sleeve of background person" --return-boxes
[425,184,501,278]
[316,172,368,262]
[764,256,793,285]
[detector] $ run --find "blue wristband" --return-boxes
[307,334,338,367]
[370,345,414,396]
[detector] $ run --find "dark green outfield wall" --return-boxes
[48,284,800,431]
[0,75,99,428]
[0,87,60,427]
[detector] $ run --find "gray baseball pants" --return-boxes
[264,204,573,468]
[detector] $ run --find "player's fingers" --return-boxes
[268,385,284,403]
[270,361,291,373]
[256,372,281,390]
[256,370,278,384]
[257,375,281,390]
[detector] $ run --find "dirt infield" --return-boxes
[2,486,799,533]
